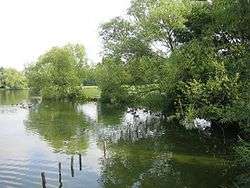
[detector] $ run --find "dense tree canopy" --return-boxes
[97,0,249,126]
[25,44,87,100]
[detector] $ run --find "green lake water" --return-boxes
[0,90,236,188]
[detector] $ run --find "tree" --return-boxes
[95,58,130,103]
[0,67,27,89]
[0,67,5,88]
[98,0,250,126]
[100,17,152,62]
[129,0,192,54]
[25,44,87,100]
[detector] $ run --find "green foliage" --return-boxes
[25,44,87,100]
[126,56,163,85]
[82,66,97,86]
[235,141,250,167]
[0,67,27,89]
[233,140,250,187]
[95,59,130,103]
[165,40,247,124]
[100,17,152,61]
[177,1,212,42]
[140,90,165,111]
[97,0,250,127]
[128,0,192,53]
[82,86,101,100]
[212,0,250,41]
[123,84,164,110]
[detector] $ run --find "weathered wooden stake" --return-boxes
[129,129,132,139]
[120,130,123,140]
[41,172,46,188]
[71,156,74,177]
[103,141,107,159]
[79,154,82,171]
[136,126,139,138]
[58,162,62,184]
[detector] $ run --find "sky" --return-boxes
[0,0,131,70]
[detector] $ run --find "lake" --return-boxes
[0,90,236,188]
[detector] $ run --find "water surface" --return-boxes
[0,90,234,187]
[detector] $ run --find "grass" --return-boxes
[83,86,101,100]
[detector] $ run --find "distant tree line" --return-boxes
[0,67,27,89]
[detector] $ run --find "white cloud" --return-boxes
[0,0,130,70]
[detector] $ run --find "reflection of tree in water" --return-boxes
[98,118,233,188]
[97,103,126,125]
[0,90,28,105]
[100,138,232,188]
[25,101,89,154]
[96,108,164,143]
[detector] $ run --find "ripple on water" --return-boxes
[0,157,67,188]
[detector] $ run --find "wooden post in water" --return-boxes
[79,154,82,171]
[129,129,132,140]
[58,162,62,185]
[71,156,74,177]
[103,141,107,159]
[120,130,123,140]
[136,126,139,139]
[41,172,46,188]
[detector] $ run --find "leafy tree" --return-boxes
[0,67,5,88]
[98,0,250,126]
[0,67,27,89]
[25,44,87,100]
[100,17,152,62]
[128,0,193,55]
[172,41,244,123]
[95,58,130,103]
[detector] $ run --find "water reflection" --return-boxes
[93,107,232,188]
[100,135,231,187]
[0,90,28,105]
[25,101,90,154]
[0,90,235,188]
[97,104,126,125]
[96,109,163,144]
[24,100,233,188]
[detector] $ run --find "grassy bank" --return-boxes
[83,86,101,100]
